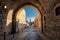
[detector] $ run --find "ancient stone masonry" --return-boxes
[0,0,60,40]
[0,10,2,35]
[44,0,60,40]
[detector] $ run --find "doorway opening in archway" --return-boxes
[16,7,42,32]
[16,7,42,40]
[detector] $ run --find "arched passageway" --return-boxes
[6,3,44,40]
[1,0,60,40]
[11,3,43,34]
[11,3,43,40]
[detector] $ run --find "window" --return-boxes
[55,7,60,16]
[44,16,46,21]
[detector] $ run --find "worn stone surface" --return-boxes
[0,0,60,40]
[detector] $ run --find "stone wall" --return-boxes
[0,0,60,40]
[36,0,60,40]
[34,0,60,40]
[44,2,60,40]
[34,13,42,32]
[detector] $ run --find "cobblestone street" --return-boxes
[0,25,43,40]
[19,25,43,40]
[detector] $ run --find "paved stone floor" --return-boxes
[19,25,43,40]
[0,25,51,40]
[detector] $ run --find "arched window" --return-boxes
[55,7,60,16]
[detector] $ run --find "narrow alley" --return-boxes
[19,25,43,40]
[6,25,43,40]
[0,0,60,40]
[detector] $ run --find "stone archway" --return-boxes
[11,2,43,34]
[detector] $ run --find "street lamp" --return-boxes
[3,4,7,10]
[2,4,7,11]
[4,5,7,9]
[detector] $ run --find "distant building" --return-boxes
[16,9,27,24]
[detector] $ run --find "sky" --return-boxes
[25,8,38,22]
